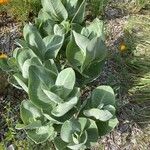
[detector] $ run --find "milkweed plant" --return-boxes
[0,0,118,149]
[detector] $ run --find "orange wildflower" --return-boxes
[0,53,8,59]
[119,41,127,52]
[0,0,9,5]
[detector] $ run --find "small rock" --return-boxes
[7,144,15,150]
[105,7,126,19]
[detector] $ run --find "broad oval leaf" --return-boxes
[104,105,116,116]
[55,68,75,98]
[88,38,107,60]
[42,19,56,36]
[44,59,58,74]
[54,24,66,35]
[61,117,99,149]
[68,87,80,99]
[81,60,105,83]
[83,108,113,121]
[73,31,89,51]
[22,57,42,79]
[54,137,68,150]
[29,65,56,88]
[67,133,87,150]
[51,96,78,117]
[81,18,105,40]
[16,120,42,130]
[17,48,36,71]
[78,117,89,132]
[85,118,99,148]
[15,39,28,49]
[61,119,80,143]
[83,37,107,69]
[43,35,64,59]
[20,100,42,125]
[13,73,28,93]
[96,117,119,136]
[43,108,77,124]
[29,65,57,109]
[41,0,68,21]
[26,124,57,144]
[23,23,46,60]
[66,37,85,68]
[71,23,82,33]
[43,89,63,104]
[37,9,54,21]
[12,48,22,59]
[71,0,86,23]
[91,86,116,107]
[62,0,78,20]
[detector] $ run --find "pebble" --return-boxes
[7,144,15,150]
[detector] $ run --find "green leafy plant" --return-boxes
[15,85,118,149]
[0,0,118,149]
[66,19,107,84]
[35,0,86,37]
[17,0,107,84]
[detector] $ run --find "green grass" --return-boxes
[103,14,150,128]
[120,14,150,126]
[0,0,41,23]
[111,0,150,13]
[87,0,109,17]
[124,14,150,103]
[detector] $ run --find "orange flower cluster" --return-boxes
[0,53,8,59]
[0,0,9,5]
[119,41,127,53]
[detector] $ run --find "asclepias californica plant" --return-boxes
[0,0,118,149]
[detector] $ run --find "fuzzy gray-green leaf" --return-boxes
[41,0,68,21]
[52,96,78,117]
[43,35,64,59]
[23,24,46,60]
[13,73,28,93]
[20,100,42,125]
[29,65,57,109]
[71,0,86,23]
[83,108,113,121]
[55,68,75,98]
[26,125,56,144]
[91,86,116,107]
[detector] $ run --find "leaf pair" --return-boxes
[66,19,107,83]
[28,66,79,120]
[83,86,118,136]
[23,23,64,60]
[41,0,86,23]
[35,0,86,37]
[12,48,41,93]
[17,100,56,144]
[58,117,99,150]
